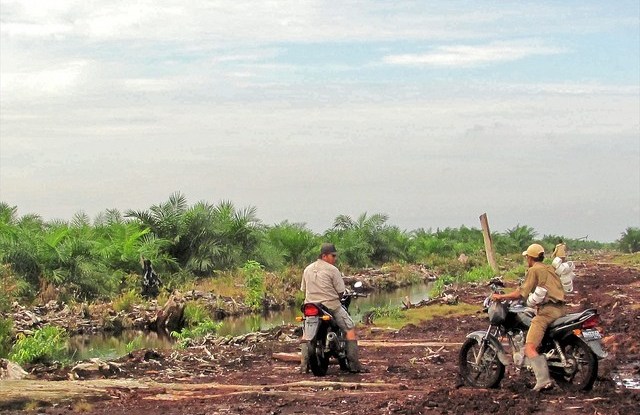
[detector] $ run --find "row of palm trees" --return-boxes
[0,193,619,301]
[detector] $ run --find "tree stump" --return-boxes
[149,292,185,333]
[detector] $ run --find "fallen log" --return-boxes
[0,378,404,408]
[272,352,301,363]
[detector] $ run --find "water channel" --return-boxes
[65,284,640,390]
[68,283,433,361]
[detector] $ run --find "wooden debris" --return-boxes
[401,292,459,309]
[0,359,28,380]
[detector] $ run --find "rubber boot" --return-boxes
[299,342,309,374]
[345,340,366,373]
[529,355,553,391]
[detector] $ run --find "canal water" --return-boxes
[68,283,433,361]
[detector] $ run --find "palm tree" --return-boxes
[505,224,538,252]
[328,212,391,267]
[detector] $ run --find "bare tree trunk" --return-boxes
[479,213,499,273]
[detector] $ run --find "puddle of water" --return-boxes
[611,363,640,389]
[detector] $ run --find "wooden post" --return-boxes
[479,213,499,273]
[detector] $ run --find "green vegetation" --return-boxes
[171,319,222,349]
[112,290,142,313]
[125,335,144,354]
[0,317,12,358]
[0,264,21,358]
[618,227,640,253]
[371,303,482,329]
[0,194,633,359]
[183,301,210,327]
[0,194,624,311]
[367,304,405,321]
[242,261,265,311]
[9,325,68,364]
[610,252,640,268]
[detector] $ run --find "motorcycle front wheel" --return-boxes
[308,340,329,376]
[459,337,505,388]
[549,335,598,391]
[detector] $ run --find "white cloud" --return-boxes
[122,78,174,92]
[0,60,89,97]
[383,40,566,67]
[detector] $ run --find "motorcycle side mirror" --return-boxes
[353,281,363,290]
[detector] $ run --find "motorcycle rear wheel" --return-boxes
[459,337,505,388]
[308,340,329,376]
[549,335,598,391]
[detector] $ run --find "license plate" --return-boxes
[582,329,602,341]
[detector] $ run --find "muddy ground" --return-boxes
[1,257,639,414]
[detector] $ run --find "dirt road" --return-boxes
[1,257,638,414]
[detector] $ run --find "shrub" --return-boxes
[461,265,496,283]
[113,289,142,312]
[0,317,13,358]
[171,319,222,348]
[183,301,210,327]
[242,261,265,311]
[9,325,68,364]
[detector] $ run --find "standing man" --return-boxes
[300,243,364,373]
[552,239,567,262]
[492,243,566,391]
[141,257,161,299]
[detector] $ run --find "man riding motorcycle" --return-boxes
[492,243,567,391]
[300,243,365,373]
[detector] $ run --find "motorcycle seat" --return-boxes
[549,309,595,328]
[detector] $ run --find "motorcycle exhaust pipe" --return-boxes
[326,332,338,346]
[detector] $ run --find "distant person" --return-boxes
[141,258,161,299]
[552,239,567,262]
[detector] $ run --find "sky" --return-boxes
[1,1,639,242]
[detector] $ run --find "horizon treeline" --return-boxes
[1,193,637,302]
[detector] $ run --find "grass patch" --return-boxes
[367,304,405,321]
[460,265,496,283]
[73,401,94,413]
[372,302,482,329]
[610,252,640,268]
[502,263,527,281]
[112,290,142,313]
[171,319,222,349]
[193,272,245,298]
[23,401,40,411]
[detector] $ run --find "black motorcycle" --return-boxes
[298,281,366,376]
[459,280,607,391]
